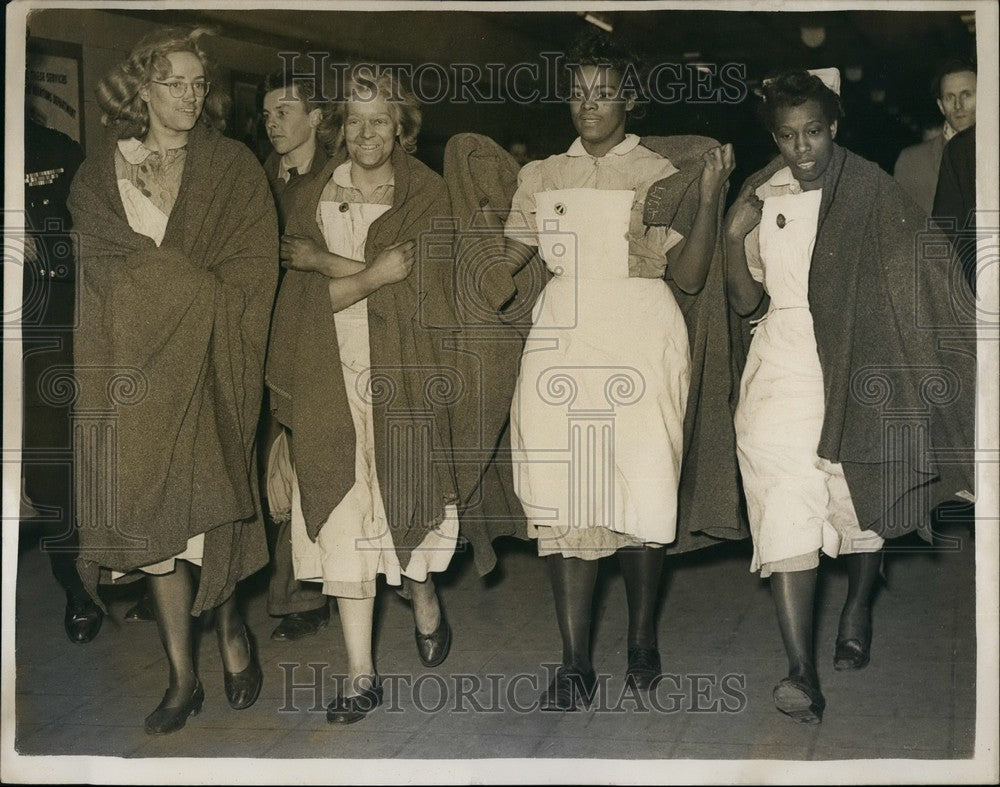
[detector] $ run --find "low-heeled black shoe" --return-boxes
[271,605,330,641]
[223,628,263,710]
[124,592,156,623]
[834,635,871,671]
[625,646,661,691]
[773,674,825,724]
[415,611,452,668]
[64,594,104,644]
[144,682,205,735]
[326,676,383,724]
[539,666,597,712]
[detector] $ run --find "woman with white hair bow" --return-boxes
[725,68,974,724]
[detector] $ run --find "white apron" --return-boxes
[510,188,690,552]
[735,186,883,575]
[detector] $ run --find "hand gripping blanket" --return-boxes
[445,133,749,561]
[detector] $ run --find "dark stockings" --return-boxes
[148,562,250,709]
[547,555,598,672]
[215,592,251,674]
[771,568,819,685]
[618,545,665,649]
[148,564,198,706]
[838,550,882,642]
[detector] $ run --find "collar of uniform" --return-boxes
[942,122,958,142]
[118,137,185,165]
[118,137,155,165]
[332,159,395,190]
[768,166,803,194]
[566,133,641,158]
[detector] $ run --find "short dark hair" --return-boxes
[262,69,324,114]
[932,58,976,99]
[563,28,647,113]
[756,69,844,132]
[566,28,638,79]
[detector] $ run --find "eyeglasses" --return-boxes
[150,80,211,99]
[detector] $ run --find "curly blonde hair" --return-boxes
[319,66,421,155]
[96,26,227,139]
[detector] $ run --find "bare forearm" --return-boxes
[725,233,765,316]
[327,267,385,312]
[670,191,723,294]
[315,250,366,278]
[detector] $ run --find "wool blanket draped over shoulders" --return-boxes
[444,133,748,564]
[266,144,459,570]
[68,124,278,615]
[736,144,975,540]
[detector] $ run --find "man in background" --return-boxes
[258,71,332,641]
[934,122,977,295]
[893,59,976,216]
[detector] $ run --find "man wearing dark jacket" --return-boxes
[22,116,103,643]
[259,73,331,641]
[933,124,977,294]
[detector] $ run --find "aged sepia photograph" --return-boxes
[3,1,997,783]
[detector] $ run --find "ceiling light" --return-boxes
[801,25,826,48]
[581,12,613,33]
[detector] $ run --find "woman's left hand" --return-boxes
[700,143,735,198]
[280,234,326,273]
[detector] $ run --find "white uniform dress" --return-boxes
[734,167,884,577]
[288,161,458,598]
[504,135,688,560]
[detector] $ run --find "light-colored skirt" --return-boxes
[735,310,884,577]
[511,276,689,560]
[286,299,457,598]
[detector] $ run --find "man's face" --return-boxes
[263,85,319,156]
[937,71,977,132]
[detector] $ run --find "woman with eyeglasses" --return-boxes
[68,27,278,734]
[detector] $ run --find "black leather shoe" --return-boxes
[773,674,825,724]
[539,666,597,712]
[625,646,661,690]
[144,682,204,735]
[271,605,330,641]
[124,592,156,623]
[64,594,103,644]
[326,676,383,724]
[223,628,263,710]
[414,611,452,668]
[834,636,871,671]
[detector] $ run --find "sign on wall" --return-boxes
[26,38,84,146]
